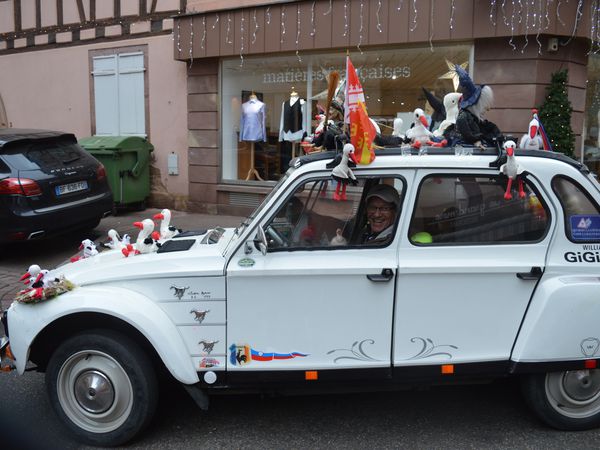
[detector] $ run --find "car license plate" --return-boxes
[55,180,88,196]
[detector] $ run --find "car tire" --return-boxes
[45,330,158,447]
[521,370,600,430]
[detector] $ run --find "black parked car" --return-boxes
[0,129,113,244]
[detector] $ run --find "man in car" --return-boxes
[360,184,400,245]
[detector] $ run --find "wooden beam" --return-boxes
[76,0,86,22]
[180,0,186,13]
[90,0,96,21]
[139,0,147,16]
[150,0,157,14]
[14,0,22,31]
[114,0,120,18]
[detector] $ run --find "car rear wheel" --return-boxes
[522,370,600,430]
[46,330,158,446]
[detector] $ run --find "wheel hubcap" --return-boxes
[56,350,133,433]
[546,369,600,418]
[74,370,115,413]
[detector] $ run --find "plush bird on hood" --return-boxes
[122,219,161,257]
[153,209,182,240]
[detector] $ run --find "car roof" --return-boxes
[0,128,76,148]
[292,147,588,174]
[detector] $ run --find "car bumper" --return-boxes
[0,311,15,372]
[0,191,113,244]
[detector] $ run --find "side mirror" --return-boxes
[254,227,268,256]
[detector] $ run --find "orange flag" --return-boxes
[344,56,376,165]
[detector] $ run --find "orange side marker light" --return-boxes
[441,364,454,374]
[305,370,318,380]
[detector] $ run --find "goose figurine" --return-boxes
[103,229,129,250]
[500,140,526,200]
[123,219,160,257]
[331,143,358,201]
[153,209,181,240]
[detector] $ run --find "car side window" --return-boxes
[264,177,404,250]
[409,174,550,245]
[552,176,600,243]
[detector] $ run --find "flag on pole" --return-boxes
[344,56,377,165]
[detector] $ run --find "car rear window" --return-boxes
[552,176,600,243]
[1,138,89,172]
[409,174,550,245]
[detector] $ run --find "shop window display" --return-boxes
[221,45,471,183]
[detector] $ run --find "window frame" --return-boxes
[88,44,150,138]
[551,175,600,244]
[262,172,407,253]
[408,172,552,246]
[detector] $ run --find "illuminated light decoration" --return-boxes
[201,16,206,50]
[252,9,258,45]
[439,59,468,92]
[175,16,182,58]
[324,0,333,15]
[411,0,418,32]
[226,13,232,45]
[344,0,349,37]
[281,5,286,44]
[358,0,364,53]
[296,4,302,62]
[240,14,244,66]
[398,0,405,11]
[490,0,497,26]
[212,13,219,29]
[376,0,383,33]
[429,0,435,52]
[189,16,194,68]
[311,1,316,36]
[450,0,456,29]
[266,6,271,25]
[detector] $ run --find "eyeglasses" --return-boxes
[367,205,394,214]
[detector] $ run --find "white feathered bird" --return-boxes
[500,140,526,200]
[153,209,181,240]
[434,92,462,138]
[406,108,433,145]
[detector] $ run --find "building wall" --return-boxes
[0,34,190,201]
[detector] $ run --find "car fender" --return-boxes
[512,274,600,362]
[7,285,199,384]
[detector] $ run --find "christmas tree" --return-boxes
[538,69,575,157]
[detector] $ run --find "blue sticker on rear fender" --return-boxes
[570,215,600,241]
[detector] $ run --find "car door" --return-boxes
[393,170,553,369]
[226,171,412,379]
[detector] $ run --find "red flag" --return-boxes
[344,57,376,165]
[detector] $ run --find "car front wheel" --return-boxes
[522,370,600,430]
[46,330,158,446]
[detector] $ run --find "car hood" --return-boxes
[51,229,236,286]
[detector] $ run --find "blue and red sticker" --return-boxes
[229,344,308,366]
[571,215,600,241]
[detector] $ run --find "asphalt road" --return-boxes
[3,212,600,448]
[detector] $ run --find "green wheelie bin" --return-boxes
[79,136,154,211]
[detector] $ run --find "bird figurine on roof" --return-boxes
[70,239,99,262]
[406,108,448,149]
[102,229,129,251]
[330,143,358,201]
[153,209,182,240]
[519,109,551,151]
[433,92,462,138]
[122,219,161,257]
[500,140,526,200]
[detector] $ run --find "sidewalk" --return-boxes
[0,209,243,312]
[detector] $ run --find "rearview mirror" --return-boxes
[254,227,268,256]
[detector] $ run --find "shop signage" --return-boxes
[263,65,411,84]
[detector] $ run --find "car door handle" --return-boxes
[367,268,394,282]
[516,266,543,281]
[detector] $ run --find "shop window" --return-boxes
[552,176,600,242]
[221,45,471,183]
[409,175,549,245]
[90,46,148,137]
[264,177,404,250]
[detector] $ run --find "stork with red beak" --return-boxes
[20,264,41,286]
[153,209,181,240]
[500,140,526,200]
[70,239,99,262]
[519,110,544,150]
[122,218,160,257]
[406,108,433,146]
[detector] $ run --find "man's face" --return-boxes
[367,197,395,233]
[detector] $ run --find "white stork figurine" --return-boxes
[500,140,526,200]
[153,209,181,240]
[406,108,433,146]
[434,92,462,138]
[331,144,357,201]
[122,219,160,257]
[104,229,129,251]
[519,112,544,150]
